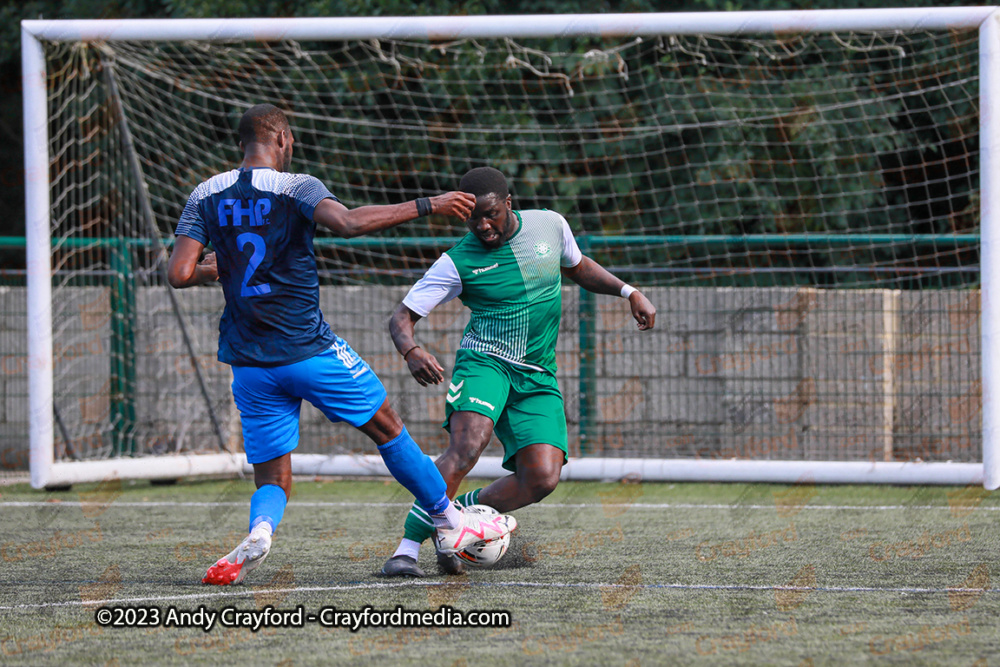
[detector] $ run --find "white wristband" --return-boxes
[620,284,637,299]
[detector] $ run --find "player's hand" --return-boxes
[406,347,445,386]
[428,192,476,220]
[197,252,219,283]
[629,291,656,330]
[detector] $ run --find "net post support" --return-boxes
[23,24,54,489]
[100,55,230,457]
[982,10,1000,490]
[108,239,137,456]
[578,236,597,456]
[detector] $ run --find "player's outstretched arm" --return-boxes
[388,303,445,386]
[313,192,475,238]
[166,236,219,288]
[562,256,656,330]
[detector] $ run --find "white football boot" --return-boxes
[434,506,517,555]
[202,524,272,585]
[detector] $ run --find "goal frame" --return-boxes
[22,8,1000,489]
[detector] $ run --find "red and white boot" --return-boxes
[202,524,272,585]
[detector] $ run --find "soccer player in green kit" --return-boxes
[382,167,656,577]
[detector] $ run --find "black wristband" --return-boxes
[416,197,432,217]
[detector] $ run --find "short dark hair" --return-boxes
[460,167,509,200]
[238,104,289,146]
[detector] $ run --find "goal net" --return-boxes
[21,11,996,487]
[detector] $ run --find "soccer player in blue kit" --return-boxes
[167,104,516,585]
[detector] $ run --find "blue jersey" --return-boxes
[175,167,338,367]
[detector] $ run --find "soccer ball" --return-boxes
[456,504,511,568]
[457,532,510,568]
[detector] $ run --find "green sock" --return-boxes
[455,488,482,509]
[401,488,484,545]
[402,504,436,544]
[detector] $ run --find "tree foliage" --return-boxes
[1,0,990,277]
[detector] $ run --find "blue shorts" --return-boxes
[231,336,387,464]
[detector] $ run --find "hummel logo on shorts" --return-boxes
[468,396,496,411]
[447,380,464,404]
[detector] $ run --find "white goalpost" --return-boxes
[21,8,999,489]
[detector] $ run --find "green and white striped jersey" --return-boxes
[403,209,582,374]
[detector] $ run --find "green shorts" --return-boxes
[443,349,568,472]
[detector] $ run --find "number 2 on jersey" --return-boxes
[236,232,271,297]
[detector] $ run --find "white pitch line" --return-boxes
[1,581,994,612]
[1,501,997,511]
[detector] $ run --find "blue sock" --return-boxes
[377,427,449,515]
[249,484,287,533]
